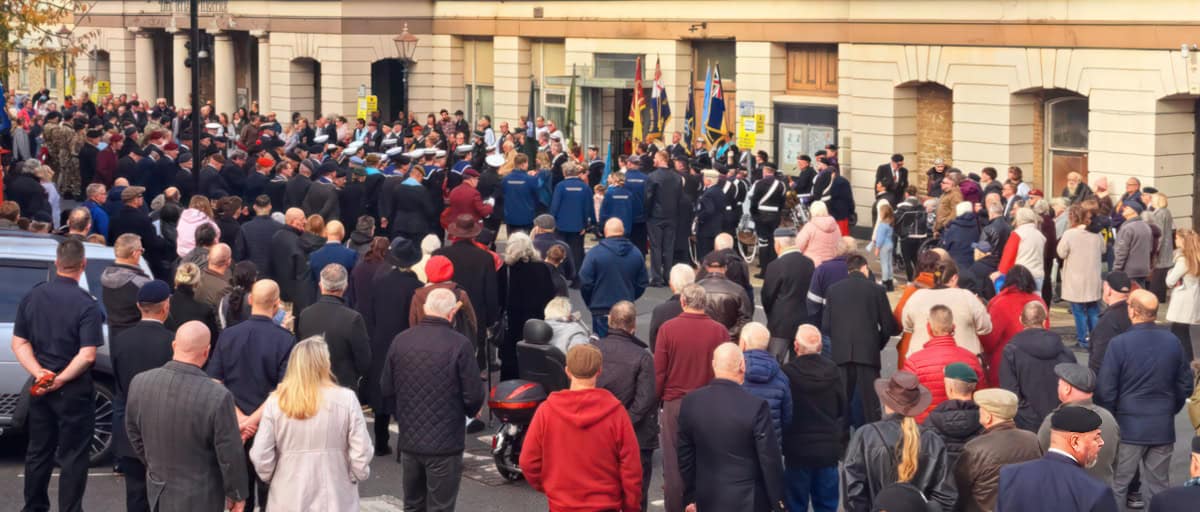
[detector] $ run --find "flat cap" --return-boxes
[773,227,797,238]
[944,362,978,383]
[1055,363,1095,393]
[120,186,146,201]
[1051,406,1103,433]
[313,134,330,144]
[1105,271,1132,293]
[974,388,1018,420]
[385,147,406,158]
[534,214,556,230]
[136,280,171,303]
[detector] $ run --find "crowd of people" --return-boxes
[4,89,1200,512]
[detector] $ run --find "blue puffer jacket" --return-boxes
[742,349,793,443]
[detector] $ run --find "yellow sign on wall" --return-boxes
[737,116,757,149]
[96,81,111,97]
[754,113,765,133]
[356,95,379,122]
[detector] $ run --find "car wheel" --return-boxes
[89,381,115,466]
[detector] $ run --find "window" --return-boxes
[787,44,838,94]
[1045,96,1089,194]
[465,85,494,123]
[544,89,568,135]
[463,38,494,121]
[46,68,58,91]
[692,40,736,76]
[594,53,641,80]
[0,262,52,322]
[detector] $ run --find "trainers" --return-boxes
[1127,492,1145,509]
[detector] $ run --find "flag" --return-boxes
[629,56,646,143]
[566,64,577,145]
[0,80,9,133]
[601,141,614,185]
[700,61,712,141]
[704,62,728,146]
[526,77,536,138]
[683,68,695,156]
[647,56,671,142]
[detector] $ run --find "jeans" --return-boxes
[878,244,893,281]
[591,310,609,338]
[1069,301,1100,346]
[784,466,839,512]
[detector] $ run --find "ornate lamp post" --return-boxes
[393,23,419,122]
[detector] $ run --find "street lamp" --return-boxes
[393,24,419,122]
[57,25,71,99]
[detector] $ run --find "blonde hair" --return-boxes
[188,195,215,219]
[1178,228,1200,277]
[175,262,202,287]
[275,336,335,420]
[897,416,921,482]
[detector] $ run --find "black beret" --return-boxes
[86,129,103,138]
[1051,406,1103,433]
[1143,186,1159,194]
[136,280,171,303]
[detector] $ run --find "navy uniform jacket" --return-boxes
[997,452,1118,512]
[550,176,595,233]
[695,184,727,237]
[624,169,648,223]
[1149,484,1200,511]
[599,184,635,233]
[498,171,542,226]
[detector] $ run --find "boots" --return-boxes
[884,279,895,292]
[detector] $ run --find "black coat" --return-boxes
[264,176,289,212]
[242,172,270,206]
[781,354,846,469]
[925,399,984,470]
[220,162,246,198]
[594,330,659,451]
[999,328,1078,431]
[110,319,174,458]
[386,181,437,237]
[499,261,558,347]
[284,174,312,210]
[338,180,366,228]
[644,167,683,221]
[296,294,371,391]
[165,287,220,340]
[215,217,245,261]
[824,273,899,367]
[762,251,815,341]
[198,165,229,199]
[678,379,787,512]
[997,452,1118,512]
[79,143,100,186]
[434,240,499,334]
[844,414,957,511]
[268,225,315,314]
[5,173,51,222]
[648,294,683,353]
[694,184,726,237]
[874,163,908,203]
[1088,300,1130,375]
[363,267,423,411]
[108,205,171,277]
[302,180,340,221]
[239,216,282,274]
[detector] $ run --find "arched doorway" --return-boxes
[290,58,321,120]
[371,58,408,124]
[1044,94,1089,194]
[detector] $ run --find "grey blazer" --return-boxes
[126,360,249,511]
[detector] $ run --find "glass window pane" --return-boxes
[594,53,640,80]
[0,265,51,322]
[476,86,494,121]
[694,41,737,76]
[1050,98,1088,150]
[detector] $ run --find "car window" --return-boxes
[0,262,53,322]
[83,259,114,298]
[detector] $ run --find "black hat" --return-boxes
[334,167,349,179]
[316,161,338,176]
[1054,363,1095,393]
[1104,271,1132,293]
[702,252,727,268]
[1050,406,1103,433]
[136,280,171,303]
[86,128,103,139]
[872,483,929,512]
[1143,186,1159,194]
[814,149,828,158]
[387,236,422,268]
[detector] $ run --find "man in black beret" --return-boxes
[997,406,1118,511]
[1037,363,1120,484]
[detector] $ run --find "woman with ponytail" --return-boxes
[842,371,957,511]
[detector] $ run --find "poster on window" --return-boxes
[779,123,835,171]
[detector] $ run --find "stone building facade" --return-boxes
[74,0,1200,227]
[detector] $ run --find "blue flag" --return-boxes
[601,141,614,186]
[0,81,9,133]
[683,70,695,155]
[700,62,712,142]
[704,62,727,146]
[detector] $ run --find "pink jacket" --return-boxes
[176,208,221,257]
[796,215,841,267]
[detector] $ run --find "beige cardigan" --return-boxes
[1057,226,1104,304]
[901,287,992,354]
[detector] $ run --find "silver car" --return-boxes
[0,232,152,465]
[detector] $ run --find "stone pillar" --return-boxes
[251,30,270,114]
[735,41,787,154]
[131,27,157,100]
[429,35,464,113]
[168,29,191,106]
[213,31,236,114]
[493,36,530,127]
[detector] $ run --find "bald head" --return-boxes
[738,322,770,351]
[1021,301,1047,328]
[325,220,345,242]
[284,208,306,229]
[1129,289,1158,322]
[208,243,232,270]
[604,217,625,238]
[172,320,212,365]
[712,343,745,383]
[250,279,281,314]
[714,233,733,251]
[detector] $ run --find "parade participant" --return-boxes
[749,162,786,274]
[645,150,683,286]
[694,169,726,259]
[550,161,595,277]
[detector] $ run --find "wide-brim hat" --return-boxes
[387,236,423,268]
[874,371,932,418]
[447,213,482,239]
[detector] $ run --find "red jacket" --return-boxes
[979,288,1047,385]
[520,388,643,512]
[440,183,493,228]
[902,334,987,423]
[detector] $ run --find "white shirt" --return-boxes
[1047,448,1078,464]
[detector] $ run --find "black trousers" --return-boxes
[641,448,655,512]
[630,222,648,255]
[1172,322,1196,364]
[505,223,532,237]
[24,374,93,512]
[900,238,924,281]
[647,219,676,285]
[755,217,780,272]
[243,438,270,510]
[122,456,150,512]
[673,215,693,265]
[696,235,715,264]
[401,451,464,512]
[722,209,740,234]
[840,363,882,429]
[375,412,392,453]
[557,230,585,284]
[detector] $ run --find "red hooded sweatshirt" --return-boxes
[519,387,643,512]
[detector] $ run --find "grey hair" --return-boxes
[714,233,734,250]
[739,322,770,350]
[319,263,349,293]
[423,288,457,317]
[680,283,708,310]
[835,236,857,257]
[987,202,1004,218]
[503,232,541,265]
[669,264,696,291]
[794,324,823,355]
[563,160,581,177]
[86,183,106,199]
[1031,198,1050,216]
[1014,207,1039,227]
[543,296,574,321]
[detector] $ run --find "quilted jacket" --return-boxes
[903,334,986,424]
[742,349,793,443]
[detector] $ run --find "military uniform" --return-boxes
[46,123,82,197]
[749,173,786,272]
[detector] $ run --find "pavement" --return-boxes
[0,240,1195,510]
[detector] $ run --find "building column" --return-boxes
[735,41,787,154]
[131,27,156,100]
[429,35,464,113]
[251,30,270,114]
[168,29,191,106]
[213,31,236,114]
[493,36,530,128]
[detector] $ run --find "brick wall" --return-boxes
[915,83,952,193]
[1031,91,1045,188]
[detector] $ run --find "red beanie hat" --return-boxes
[426,255,454,283]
